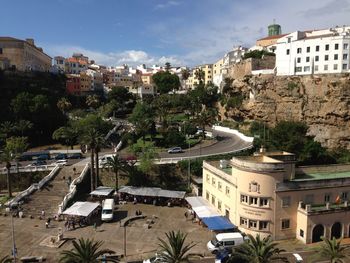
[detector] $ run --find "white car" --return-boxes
[54,159,68,167]
[167,147,183,154]
[143,253,162,263]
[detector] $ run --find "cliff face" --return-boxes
[220,73,350,149]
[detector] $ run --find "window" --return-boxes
[324,194,331,203]
[325,44,329,51]
[282,196,291,207]
[305,194,314,204]
[344,43,349,49]
[335,43,339,50]
[240,217,248,226]
[334,64,338,70]
[297,57,301,63]
[211,195,215,205]
[306,57,310,62]
[343,54,348,60]
[295,67,302,72]
[260,198,269,207]
[218,200,222,211]
[224,241,235,246]
[218,182,222,191]
[300,229,304,237]
[324,65,328,71]
[260,221,268,230]
[206,191,209,200]
[287,37,291,43]
[316,45,320,52]
[307,46,310,53]
[241,194,248,204]
[206,174,210,183]
[334,54,338,60]
[297,48,302,53]
[343,64,348,70]
[342,192,348,200]
[212,177,216,186]
[250,197,258,205]
[225,186,230,196]
[315,55,319,62]
[315,65,319,72]
[281,219,290,229]
[286,49,290,55]
[249,220,257,229]
[304,66,310,72]
[325,55,329,61]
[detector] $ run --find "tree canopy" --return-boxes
[152,71,180,94]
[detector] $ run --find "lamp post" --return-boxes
[123,224,126,257]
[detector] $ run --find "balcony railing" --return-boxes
[298,201,350,214]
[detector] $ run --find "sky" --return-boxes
[1,0,349,67]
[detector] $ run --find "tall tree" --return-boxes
[86,95,100,109]
[165,62,171,72]
[152,71,180,94]
[311,237,350,263]
[0,121,15,138]
[103,155,128,190]
[181,69,190,81]
[158,230,196,263]
[129,102,155,141]
[57,98,72,114]
[195,109,217,139]
[59,238,114,263]
[53,126,78,150]
[194,69,205,85]
[14,120,33,136]
[229,234,287,263]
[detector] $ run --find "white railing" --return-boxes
[5,165,60,207]
[212,125,254,143]
[58,163,90,214]
[0,164,57,175]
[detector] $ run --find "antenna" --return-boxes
[273,18,276,25]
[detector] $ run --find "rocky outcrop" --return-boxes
[219,73,350,149]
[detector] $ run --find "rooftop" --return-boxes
[293,170,350,181]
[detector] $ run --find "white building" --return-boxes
[85,69,103,91]
[276,26,350,76]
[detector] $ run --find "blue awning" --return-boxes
[201,216,236,231]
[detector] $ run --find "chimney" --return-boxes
[26,38,35,46]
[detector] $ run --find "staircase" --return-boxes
[20,165,83,217]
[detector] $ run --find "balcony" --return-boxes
[298,201,350,215]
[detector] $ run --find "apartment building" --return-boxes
[0,37,51,71]
[186,64,213,89]
[276,26,350,76]
[212,58,224,89]
[85,69,103,91]
[66,74,81,96]
[203,150,350,243]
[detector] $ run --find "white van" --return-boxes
[207,232,246,252]
[99,154,114,167]
[101,199,114,222]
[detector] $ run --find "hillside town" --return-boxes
[1,3,350,262]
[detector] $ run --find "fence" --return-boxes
[5,165,60,207]
[58,163,90,214]
[0,164,57,175]
[212,125,254,143]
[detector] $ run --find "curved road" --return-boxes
[158,130,253,160]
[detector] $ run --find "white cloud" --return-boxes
[42,44,184,67]
[154,0,180,10]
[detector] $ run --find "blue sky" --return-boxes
[1,0,349,66]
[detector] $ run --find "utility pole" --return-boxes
[123,225,126,257]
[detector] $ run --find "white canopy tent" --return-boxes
[185,196,220,218]
[62,201,100,217]
[90,186,115,197]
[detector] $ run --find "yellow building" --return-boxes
[79,72,92,93]
[203,150,350,243]
[0,37,51,71]
[186,64,213,89]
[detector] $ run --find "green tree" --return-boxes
[194,69,205,85]
[0,255,13,263]
[53,126,78,150]
[152,71,180,94]
[195,109,216,138]
[0,121,15,137]
[229,234,287,263]
[0,149,14,198]
[14,120,33,136]
[157,230,196,263]
[86,95,100,109]
[103,155,128,190]
[129,102,155,141]
[153,94,172,129]
[181,69,190,81]
[59,238,114,263]
[131,141,158,174]
[94,135,105,187]
[311,237,350,263]
[57,98,72,114]
[165,62,171,72]
[222,77,234,95]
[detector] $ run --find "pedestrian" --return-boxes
[41,210,45,219]
[93,222,97,231]
[73,167,76,175]
[46,218,51,228]
[72,220,75,230]
[64,220,69,230]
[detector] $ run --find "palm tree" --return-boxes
[86,95,100,109]
[181,69,190,81]
[194,69,205,85]
[230,234,288,263]
[195,109,216,139]
[0,149,14,197]
[0,255,13,263]
[157,230,196,263]
[80,128,102,191]
[14,120,33,136]
[103,155,127,190]
[0,121,14,137]
[311,237,350,263]
[57,97,72,114]
[53,126,78,151]
[59,238,114,263]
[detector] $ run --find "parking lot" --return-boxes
[0,203,214,262]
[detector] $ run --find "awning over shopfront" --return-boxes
[90,186,115,196]
[201,216,236,231]
[118,186,186,199]
[62,201,99,217]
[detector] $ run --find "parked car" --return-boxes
[27,160,47,167]
[37,154,50,161]
[143,253,162,263]
[55,153,67,160]
[167,147,183,154]
[69,153,84,159]
[54,160,68,167]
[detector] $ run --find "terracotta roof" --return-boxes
[66,57,88,65]
[257,34,288,41]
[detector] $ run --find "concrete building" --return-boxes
[53,56,65,73]
[66,74,81,96]
[186,64,213,89]
[79,71,92,93]
[202,150,350,243]
[0,37,51,71]
[86,69,103,91]
[65,57,88,74]
[212,58,224,89]
[275,26,350,75]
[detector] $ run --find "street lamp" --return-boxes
[9,205,17,262]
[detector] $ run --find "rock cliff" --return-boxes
[219,73,350,149]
